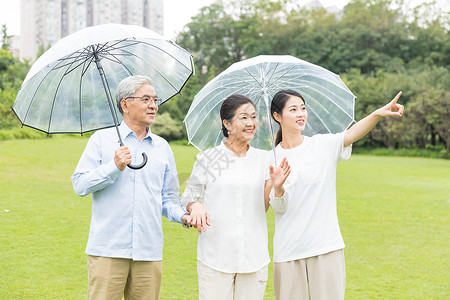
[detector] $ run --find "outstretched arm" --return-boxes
[344,91,404,148]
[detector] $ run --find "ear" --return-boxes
[273,111,281,123]
[223,119,231,131]
[120,99,128,114]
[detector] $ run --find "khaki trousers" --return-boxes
[87,255,162,300]
[197,260,268,300]
[273,249,345,300]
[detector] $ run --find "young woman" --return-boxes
[270,89,404,299]
[180,94,290,300]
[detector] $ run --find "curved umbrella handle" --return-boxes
[127,152,148,170]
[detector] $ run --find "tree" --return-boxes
[177,3,239,85]
[0,49,30,130]
[405,88,450,150]
[1,24,11,50]
[151,112,185,141]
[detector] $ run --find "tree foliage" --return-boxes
[170,0,448,151]
[1,24,11,50]
[0,1,448,151]
[0,47,30,130]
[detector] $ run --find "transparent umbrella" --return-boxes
[13,23,194,169]
[185,55,355,157]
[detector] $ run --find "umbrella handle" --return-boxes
[127,152,148,170]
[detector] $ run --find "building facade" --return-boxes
[20,0,164,60]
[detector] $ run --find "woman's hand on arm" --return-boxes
[186,202,211,234]
[344,91,404,147]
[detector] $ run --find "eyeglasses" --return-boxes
[125,95,161,105]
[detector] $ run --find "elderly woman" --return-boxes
[270,89,404,300]
[180,94,290,300]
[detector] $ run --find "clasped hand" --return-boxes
[185,202,211,234]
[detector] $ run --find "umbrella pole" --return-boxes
[264,93,277,165]
[91,45,147,170]
[91,46,124,146]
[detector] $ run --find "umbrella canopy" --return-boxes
[13,23,194,134]
[185,55,355,152]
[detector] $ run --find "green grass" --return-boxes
[1,137,449,299]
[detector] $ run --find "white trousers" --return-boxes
[197,260,268,300]
[274,249,346,300]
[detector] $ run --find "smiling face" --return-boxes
[275,95,307,133]
[121,84,158,128]
[223,103,258,144]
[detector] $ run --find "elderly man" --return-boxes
[72,75,198,299]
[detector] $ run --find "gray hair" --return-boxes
[115,75,153,114]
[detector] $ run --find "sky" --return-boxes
[0,0,447,39]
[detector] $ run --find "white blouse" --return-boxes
[180,143,271,273]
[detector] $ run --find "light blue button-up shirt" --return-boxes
[72,122,186,261]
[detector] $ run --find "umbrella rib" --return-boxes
[81,55,94,76]
[46,64,73,132]
[276,74,354,120]
[259,66,354,121]
[97,44,121,125]
[78,57,93,133]
[52,48,92,71]
[45,49,92,132]
[186,75,259,115]
[93,40,180,92]
[97,39,128,53]
[265,62,280,87]
[96,38,193,74]
[141,39,193,72]
[21,57,70,124]
[244,67,264,90]
[62,49,93,76]
[186,83,252,139]
[100,54,134,76]
[283,79,349,129]
[55,59,88,74]
[127,39,193,73]
[265,64,297,88]
[114,47,180,94]
[96,42,148,78]
[79,64,84,133]
[97,39,193,105]
[102,40,140,52]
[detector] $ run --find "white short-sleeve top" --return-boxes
[180,143,271,273]
[272,132,352,262]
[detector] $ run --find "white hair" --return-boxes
[115,75,153,114]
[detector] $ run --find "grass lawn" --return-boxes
[0,137,449,299]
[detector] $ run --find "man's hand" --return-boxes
[182,214,192,227]
[114,146,132,171]
[186,202,211,234]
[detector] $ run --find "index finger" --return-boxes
[391,91,402,105]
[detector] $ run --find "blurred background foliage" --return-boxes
[0,0,448,156]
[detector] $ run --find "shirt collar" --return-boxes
[118,122,154,144]
[220,139,254,157]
